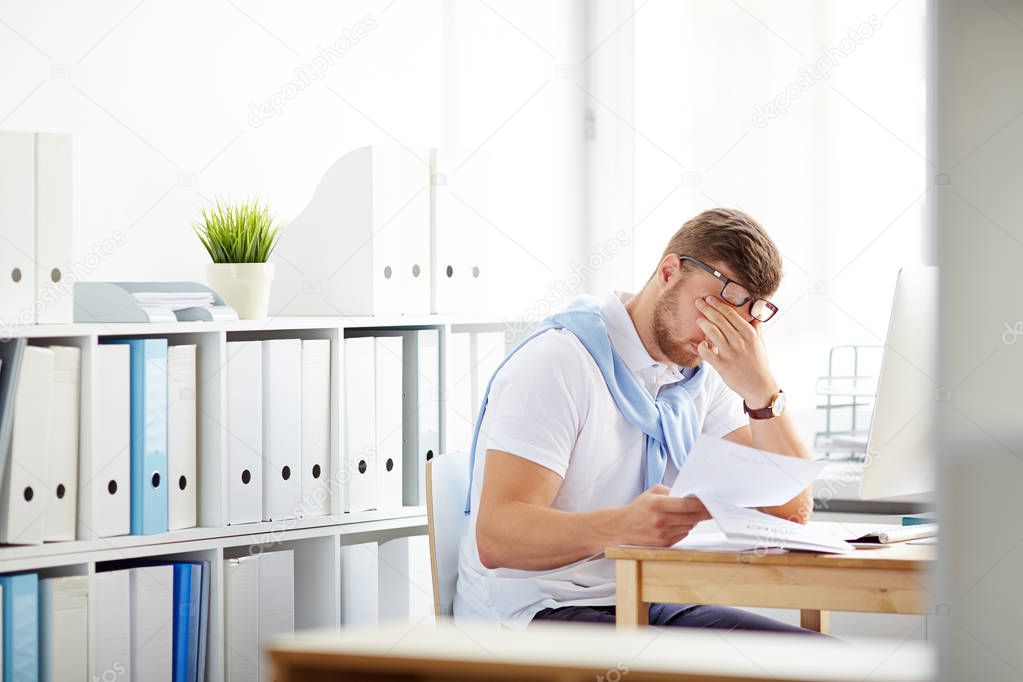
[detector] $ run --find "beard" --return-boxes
[652,282,702,368]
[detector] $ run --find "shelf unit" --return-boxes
[0,313,518,682]
[813,345,883,460]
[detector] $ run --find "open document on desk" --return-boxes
[665,436,854,554]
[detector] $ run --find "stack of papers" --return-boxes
[132,291,216,312]
[667,437,854,554]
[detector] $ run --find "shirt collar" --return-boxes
[601,291,696,383]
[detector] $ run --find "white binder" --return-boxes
[403,330,440,506]
[226,341,263,524]
[224,557,260,682]
[225,551,295,682]
[0,132,36,330]
[0,345,53,544]
[81,344,131,539]
[300,339,331,517]
[407,535,435,623]
[340,542,379,626]
[44,345,80,542]
[258,550,295,676]
[39,575,88,682]
[167,345,197,530]
[130,565,173,682]
[377,538,410,623]
[91,570,131,682]
[378,537,435,625]
[261,339,302,522]
[370,146,431,315]
[269,146,431,316]
[430,148,490,313]
[444,331,474,455]
[33,133,73,324]
[343,337,376,512]
[375,337,403,511]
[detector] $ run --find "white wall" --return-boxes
[0,0,585,315]
[583,1,929,442]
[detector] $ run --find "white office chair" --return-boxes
[426,450,470,618]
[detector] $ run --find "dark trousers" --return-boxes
[533,603,820,635]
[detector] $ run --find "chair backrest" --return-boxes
[426,450,470,618]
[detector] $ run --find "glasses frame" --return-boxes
[678,255,779,323]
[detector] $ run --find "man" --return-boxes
[454,208,815,633]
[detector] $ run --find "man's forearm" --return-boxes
[476,501,618,571]
[749,410,814,523]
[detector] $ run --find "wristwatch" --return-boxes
[743,389,786,420]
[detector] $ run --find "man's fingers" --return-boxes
[667,532,693,546]
[701,296,758,341]
[653,495,708,514]
[697,340,719,366]
[660,515,711,535]
[697,296,741,333]
[697,318,732,353]
[678,496,708,514]
[668,513,711,527]
[704,296,752,334]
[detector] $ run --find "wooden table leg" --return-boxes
[800,609,829,634]
[616,559,648,629]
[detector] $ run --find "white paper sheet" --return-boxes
[670,436,827,507]
[699,498,853,554]
[666,437,852,554]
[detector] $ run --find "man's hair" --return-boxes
[659,208,783,298]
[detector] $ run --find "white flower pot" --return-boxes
[206,262,275,320]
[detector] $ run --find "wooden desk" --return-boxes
[267,620,933,682]
[606,543,935,633]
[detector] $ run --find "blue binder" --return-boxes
[171,561,209,682]
[196,561,210,682]
[102,339,168,534]
[172,563,197,682]
[1,572,38,682]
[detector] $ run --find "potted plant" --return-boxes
[195,198,281,320]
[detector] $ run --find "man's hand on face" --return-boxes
[693,295,778,408]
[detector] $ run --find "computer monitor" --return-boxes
[858,266,938,501]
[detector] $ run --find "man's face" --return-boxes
[651,259,760,368]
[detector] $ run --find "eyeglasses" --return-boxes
[679,255,779,323]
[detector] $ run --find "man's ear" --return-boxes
[657,254,682,289]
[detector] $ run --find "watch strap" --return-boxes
[743,389,783,420]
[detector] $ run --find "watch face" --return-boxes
[771,391,787,417]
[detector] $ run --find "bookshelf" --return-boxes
[0,313,519,681]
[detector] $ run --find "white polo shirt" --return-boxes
[454,291,748,627]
